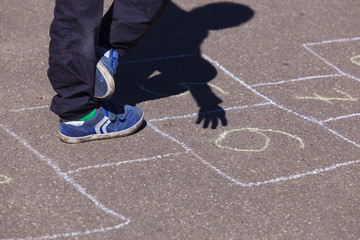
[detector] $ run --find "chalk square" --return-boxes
[306,38,360,80]
[150,104,360,185]
[0,131,123,239]
[254,75,360,121]
[113,55,264,120]
[2,109,184,173]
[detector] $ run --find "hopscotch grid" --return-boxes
[2,39,360,238]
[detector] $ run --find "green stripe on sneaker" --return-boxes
[77,108,97,121]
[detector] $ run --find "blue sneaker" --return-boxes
[59,99,144,143]
[94,47,119,99]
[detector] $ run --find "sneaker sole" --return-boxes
[59,111,144,144]
[95,61,115,99]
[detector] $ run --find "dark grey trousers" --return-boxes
[48,0,168,120]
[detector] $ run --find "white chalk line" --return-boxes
[148,102,271,123]
[321,113,360,123]
[66,151,189,175]
[304,36,360,46]
[321,124,360,148]
[303,37,360,82]
[11,222,130,240]
[251,74,343,87]
[7,105,49,113]
[247,159,360,186]
[0,123,130,240]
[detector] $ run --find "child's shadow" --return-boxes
[114,1,254,129]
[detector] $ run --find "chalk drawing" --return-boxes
[139,81,229,98]
[0,174,12,184]
[216,128,269,152]
[215,128,304,152]
[295,88,357,104]
[350,55,360,66]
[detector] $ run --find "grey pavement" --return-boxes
[1,0,360,239]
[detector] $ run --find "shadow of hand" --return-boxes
[196,105,227,129]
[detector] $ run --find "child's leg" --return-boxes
[48,0,104,121]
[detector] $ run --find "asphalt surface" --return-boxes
[1,0,360,239]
